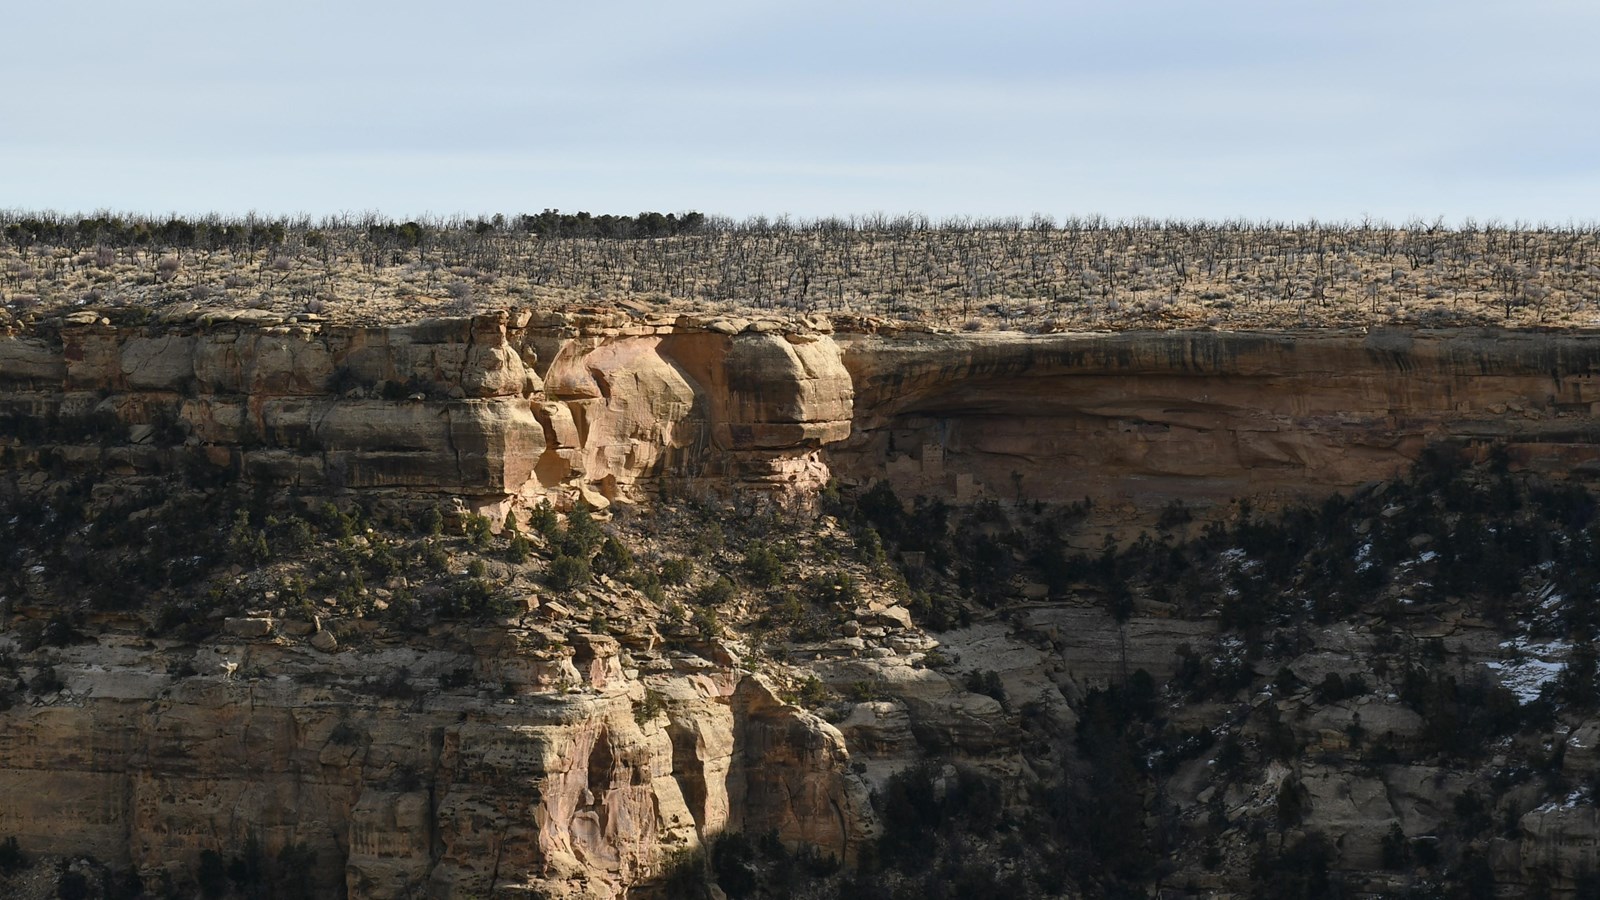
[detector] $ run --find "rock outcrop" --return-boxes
[0,631,867,898]
[0,312,859,507]
[2,313,546,497]
[833,328,1600,529]
[11,314,1600,896]
[10,316,1600,524]
[535,330,852,498]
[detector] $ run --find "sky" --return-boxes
[3,0,1599,224]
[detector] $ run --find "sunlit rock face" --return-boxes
[0,634,871,898]
[9,313,1600,896]
[533,329,853,499]
[831,328,1600,531]
[0,312,859,506]
[1,313,546,498]
[10,314,1600,518]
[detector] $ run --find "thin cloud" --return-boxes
[4,1,1599,220]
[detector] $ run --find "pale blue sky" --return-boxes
[4,0,1598,223]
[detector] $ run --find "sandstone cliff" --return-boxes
[8,313,1600,897]
[8,313,1600,523]
[0,620,873,897]
[833,328,1600,530]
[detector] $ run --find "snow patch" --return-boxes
[1355,542,1375,572]
[1535,582,1565,611]
[1535,788,1587,814]
[1486,638,1572,704]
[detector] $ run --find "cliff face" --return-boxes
[0,313,544,496]
[8,315,1600,519]
[0,627,872,898]
[535,326,852,499]
[833,328,1600,527]
[8,314,1600,896]
[0,311,858,508]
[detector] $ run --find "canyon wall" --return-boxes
[8,312,1600,895]
[834,327,1600,531]
[0,625,871,898]
[7,312,1600,522]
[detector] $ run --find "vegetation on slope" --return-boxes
[5,211,1600,330]
[805,445,1600,898]
[11,430,1600,897]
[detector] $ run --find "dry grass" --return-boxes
[4,215,1600,331]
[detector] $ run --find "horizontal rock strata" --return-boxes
[8,317,1600,522]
